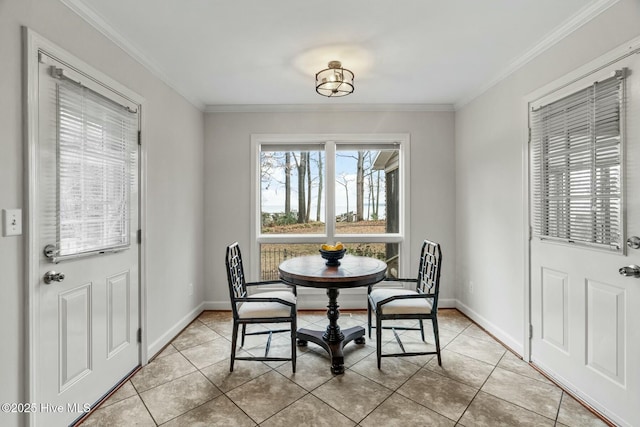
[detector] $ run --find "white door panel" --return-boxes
[530,53,640,427]
[34,53,140,426]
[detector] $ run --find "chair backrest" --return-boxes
[225,242,247,318]
[416,239,442,309]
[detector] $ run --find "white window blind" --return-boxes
[56,76,138,257]
[531,71,625,251]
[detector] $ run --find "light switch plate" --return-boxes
[3,209,22,236]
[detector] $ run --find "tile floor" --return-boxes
[80,309,609,426]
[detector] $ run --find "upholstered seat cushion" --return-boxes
[369,288,432,315]
[237,290,296,319]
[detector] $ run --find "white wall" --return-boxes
[204,111,455,308]
[0,2,204,426]
[455,0,640,354]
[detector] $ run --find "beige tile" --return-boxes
[81,395,155,427]
[556,393,610,427]
[298,310,331,324]
[381,323,458,357]
[497,351,552,384]
[424,349,495,388]
[154,343,178,359]
[336,316,367,329]
[438,310,472,333]
[140,371,221,424]
[244,334,296,370]
[342,310,368,324]
[459,391,555,426]
[349,352,421,390]
[100,380,137,408]
[461,323,496,342]
[198,310,233,323]
[202,319,235,338]
[360,393,455,427]
[236,324,275,349]
[445,333,505,365]
[312,372,393,423]
[131,352,196,392]
[481,367,562,419]
[296,316,316,328]
[226,370,306,424]
[304,337,375,370]
[161,395,256,427]
[180,336,231,369]
[397,369,477,420]
[200,357,271,393]
[342,338,376,366]
[261,394,355,427]
[171,320,223,351]
[379,333,439,367]
[364,323,410,349]
[277,351,336,390]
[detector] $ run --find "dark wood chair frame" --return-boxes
[367,239,443,368]
[225,242,297,372]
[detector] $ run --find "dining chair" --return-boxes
[367,239,443,368]
[225,242,297,372]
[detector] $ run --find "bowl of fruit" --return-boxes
[319,242,346,266]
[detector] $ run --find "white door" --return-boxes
[34,52,140,426]
[530,54,640,427]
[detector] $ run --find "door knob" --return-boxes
[627,236,640,250]
[618,265,640,278]
[44,271,65,284]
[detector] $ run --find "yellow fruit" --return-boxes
[335,242,344,250]
[321,244,335,251]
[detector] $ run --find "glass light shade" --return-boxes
[315,61,354,97]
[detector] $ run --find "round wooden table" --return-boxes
[279,254,387,374]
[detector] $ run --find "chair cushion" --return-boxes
[238,290,296,319]
[369,288,433,315]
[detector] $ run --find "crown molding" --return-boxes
[204,103,455,113]
[60,0,206,111]
[455,0,620,110]
[62,0,618,113]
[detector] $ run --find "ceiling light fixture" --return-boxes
[315,61,354,97]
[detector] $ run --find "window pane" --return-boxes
[260,242,399,280]
[335,148,399,234]
[260,150,325,234]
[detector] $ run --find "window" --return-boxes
[52,68,139,259]
[252,134,410,281]
[530,71,625,251]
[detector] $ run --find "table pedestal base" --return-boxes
[297,287,366,374]
[298,326,365,374]
[297,327,365,374]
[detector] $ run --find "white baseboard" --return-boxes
[455,300,524,356]
[203,300,231,310]
[147,303,204,357]
[438,298,456,309]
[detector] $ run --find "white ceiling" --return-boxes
[64,0,615,110]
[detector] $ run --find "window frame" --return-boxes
[250,133,411,282]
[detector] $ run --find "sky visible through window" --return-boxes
[260,149,388,222]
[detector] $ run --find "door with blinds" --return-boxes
[35,51,141,426]
[529,54,640,427]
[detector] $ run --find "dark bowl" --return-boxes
[319,248,347,266]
